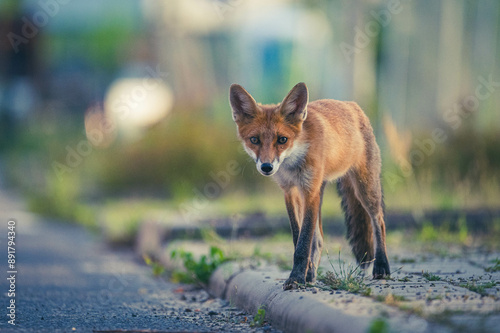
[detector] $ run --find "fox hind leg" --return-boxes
[337,177,375,268]
[346,169,390,279]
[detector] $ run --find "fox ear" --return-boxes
[229,84,258,123]
[280,82,308,124]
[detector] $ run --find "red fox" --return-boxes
[230,82,390,290]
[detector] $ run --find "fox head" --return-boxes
[230,82,309,176]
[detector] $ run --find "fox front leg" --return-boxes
[306,226,323,283]
[306,181,326,283]
[284,187,303,248]
[283,195,320,290]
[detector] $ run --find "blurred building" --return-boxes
[143,0,500,133]
[0,0,498,135]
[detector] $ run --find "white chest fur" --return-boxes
[274,142,312,189]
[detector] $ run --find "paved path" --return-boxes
[0,192,281,333]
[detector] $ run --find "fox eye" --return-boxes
[250,137,260,144]
[277,136,288,144]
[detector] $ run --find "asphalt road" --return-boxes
[0,199,280,333]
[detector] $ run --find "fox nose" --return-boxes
[261,163,273,173]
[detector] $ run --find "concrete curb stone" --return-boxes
[208,262,444,333]
[135,218,500,333]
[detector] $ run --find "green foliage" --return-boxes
[419,222,440,242]
[93,112,263,199]
[252,246,273,261]
[394,295,406,302]
[485,258,500,272]
[319,250,371,295]
[99,200,166,244]
[418,126,500,190]
[418,218,469,245]
[6,117,97,228]
[426,294,443,301]
[458,218,469,244]
[170,246,227,286]
[422,271,441,281]
[250,306,266,328]
[201,228,226,245]
[320,270,371,295]
[143,255,166,277]
[275,254,293,271]
[28,172,97,228]
[384,124,500,211]
[375,293,407,308]
[368,318,389,333]
[459,281,497,296]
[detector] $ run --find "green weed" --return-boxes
[419,222,440,242]
[252,246,273,261]
[459,281,497,296]
[392,294,406,302]
[368,317,389,333]
[422,271,441,281]
[143,255,166,277]
[417,217,470,246]
[426,294,443,301]
[201,228,225,244]
[485,258,500,272]
[250,306,266,327]
[170,246,227,286]
[28,172,97,229]
[319,250,371,295]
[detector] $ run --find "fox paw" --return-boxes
[283,276,305,290]
[372,261,391,279]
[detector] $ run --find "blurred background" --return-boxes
[1,0,499,242]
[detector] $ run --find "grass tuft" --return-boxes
[318,250,372,296]
[459,280,497,296]
[422,271,442,281]
[485,258,500,272]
